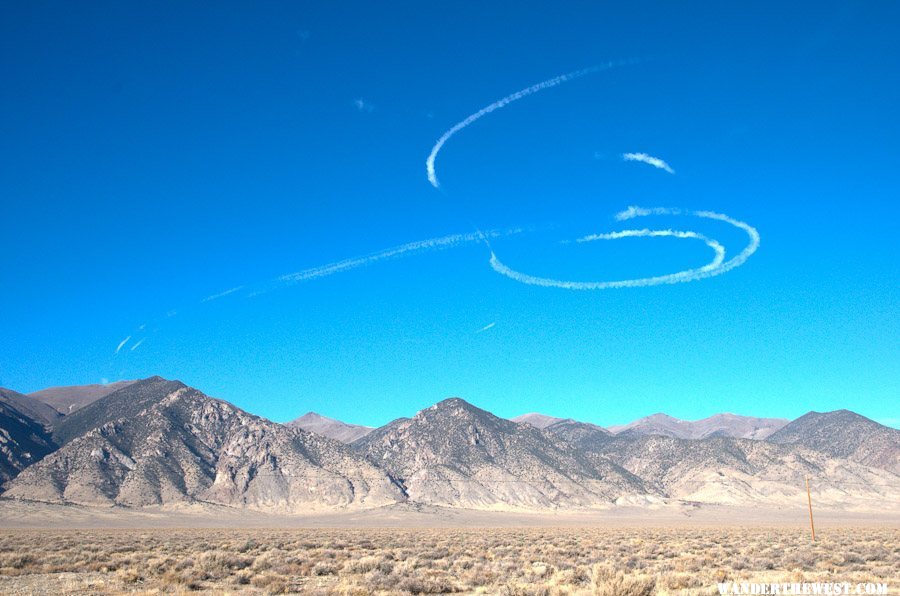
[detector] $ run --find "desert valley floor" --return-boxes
[0,501,897,595]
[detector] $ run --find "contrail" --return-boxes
[424,62,757,291]
[617,206,761,279]
[203,286,244,302]
[490,208,758,290]
[426,62,625,188]
[115,336,131,354]
[130,338,145,352]
[279,229,521,285]
[117,62,760,346]
[615,206,681,220]
[623,152,675,174]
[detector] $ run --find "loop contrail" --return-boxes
[489,208,759,290]
[115,64,760,353]
[426,65,760,290]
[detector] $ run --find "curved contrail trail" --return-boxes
[114,229,522,353]
[426,62,624,188]
[623,152,675,174]
[426,64,760,290]
[115,336,131,354]
[489,208,759,290]
[116,63,760,353]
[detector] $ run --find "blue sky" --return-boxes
[1,1,898,428]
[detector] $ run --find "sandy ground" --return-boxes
[0,500,896,594]
[0,497,897,529]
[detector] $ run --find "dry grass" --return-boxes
[0,527,895,594]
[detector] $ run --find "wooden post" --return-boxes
[805,475,816,542]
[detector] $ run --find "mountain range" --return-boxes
[0,377,897,513]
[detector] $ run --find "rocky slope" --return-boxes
[0,388,61,427]
[577,432,897,509]
[767,410,900,474]
[4,379,403,511]
[287,412,373,443]
[0,390,56,483]
[354,398,646,510]
[542,419,612,449]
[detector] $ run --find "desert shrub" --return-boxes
[251,572,289,594]
[116,567,143,584]
[397,571,458,594]
[313,561,339,575]
[591,565,656,596]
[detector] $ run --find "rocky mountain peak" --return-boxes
[768,409,899,473]
[418,397,495,420]
[5,379,404,510]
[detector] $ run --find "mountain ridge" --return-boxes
[768,409,900,474]
[29,380,136,415]
[4,380,403,510]
[608,412,789,440]
[1,378,897,513]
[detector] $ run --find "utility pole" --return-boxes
[805,475,816,542]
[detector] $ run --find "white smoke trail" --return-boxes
[424,63,758,291]
[130,338,145,352]
[489,208,758,290]
[476,322,497,333]
[203,286,245,302]
[615,206,681,221]
[426,62,623,188]
[623,152,675,174]
[115,336,131,354]
[279,229,520,285]
[118,63,759,347]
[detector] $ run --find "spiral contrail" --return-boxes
[116,64,760,353]
[426,62,623,188]
[426,65,760,290]
[489,208,759,290]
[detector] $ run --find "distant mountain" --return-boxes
[30,380,136,415]
[0,388,61,427]
[511,413,566,429]
[608,413,788,440]
[4,378,404,510]
[542,419,612,449]
[768,410,900,474]
[354,398,646,510]
[590,433,895,508]
[512,415,614,448]
[286,412,373,443]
